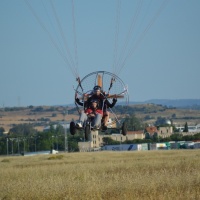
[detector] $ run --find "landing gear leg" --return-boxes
[84,123,91,141]
[70,121,77,135]
[121,122,127,136]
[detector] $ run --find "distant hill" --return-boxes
[59,99,200,109]
[130,99,200,109]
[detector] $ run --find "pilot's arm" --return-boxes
[75,98,83,106]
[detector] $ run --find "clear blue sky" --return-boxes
[0,0,200,107]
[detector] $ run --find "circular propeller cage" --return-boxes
[75,71,129,127]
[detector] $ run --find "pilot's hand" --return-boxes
[113,98,117,103]
[88,113,95,117]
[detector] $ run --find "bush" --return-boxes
[47,155,64,160]
[1,159,10,163]
[52,113,57,117]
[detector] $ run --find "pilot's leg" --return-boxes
[77,111,87,127]
[92,113,102,129]
[103,111,109,127]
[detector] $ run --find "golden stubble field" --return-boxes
[0,150,200,200]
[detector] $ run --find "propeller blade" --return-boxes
[107,94,124,99]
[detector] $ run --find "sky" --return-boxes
[0,0,200,107]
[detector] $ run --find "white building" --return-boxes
[176,124,200,133]
[43,122,70,131]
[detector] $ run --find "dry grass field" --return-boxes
[133,104,200,127]
[0,150,200,200]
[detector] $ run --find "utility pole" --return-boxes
[10,138,14,155]
[6,138,8,155]
[64,109,68,153]
[17,138,20,154]
[35,137,37,152]
[23,138,26,154]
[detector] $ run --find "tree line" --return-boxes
[1,114,200,155]
[0,124,82,155]
[103,132,200,146]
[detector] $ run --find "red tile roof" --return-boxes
[145,126,158,134]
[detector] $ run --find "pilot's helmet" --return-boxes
[93,85,101,92]
[91,99,99,106]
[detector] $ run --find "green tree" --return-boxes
[171,113,176,118]
[68,141,79,152]
[155,117,166,126]
[170,133,183,141]
[182,135,194,141]
[125,114,144,131]
[37,131,53,150]
[0,127,5,136]
[183,122,189,132]
[9,124,37,136]
[52,113,57,117]
[173,125,180,133]
[0,137,6,154]
[102,137,120,145]
[194,132,200,140]
[55,124,64,134]
[33,106,44,112]
[145,132,150,139]
[152,133,159,142]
